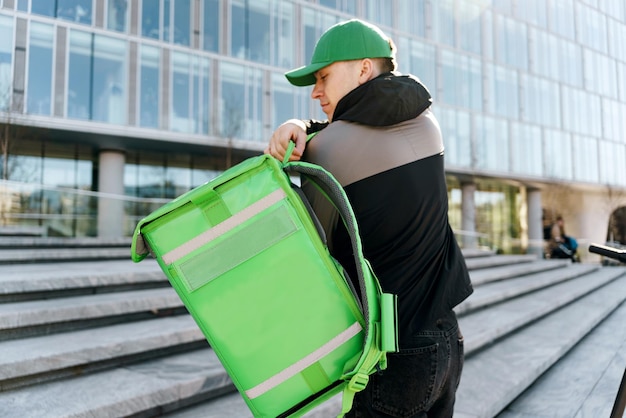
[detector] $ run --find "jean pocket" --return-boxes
[455,331,465,390]
[371,343,439,417]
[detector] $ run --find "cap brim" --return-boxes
[285,61,331,87]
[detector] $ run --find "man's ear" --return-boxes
[358,59,375,84]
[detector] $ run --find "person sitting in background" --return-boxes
[549,216,580,262]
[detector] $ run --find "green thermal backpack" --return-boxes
[131,146,398,417]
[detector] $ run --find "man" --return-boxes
[266,19,473,417]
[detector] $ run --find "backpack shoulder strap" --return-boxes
[283,160,398,417]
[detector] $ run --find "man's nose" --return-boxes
[311,82,322,99]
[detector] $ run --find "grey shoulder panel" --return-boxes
[305,109,444,187]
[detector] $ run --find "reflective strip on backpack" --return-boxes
[162,189,287,264]
[245,321,363,399]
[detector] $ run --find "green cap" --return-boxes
[285,19,393,87]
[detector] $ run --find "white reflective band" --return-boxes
[245,321,363,399]
[162,189,287,264]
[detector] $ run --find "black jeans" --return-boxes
[346,312,464,418]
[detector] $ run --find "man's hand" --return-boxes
[264,119,307,162]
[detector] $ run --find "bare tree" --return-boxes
[220,94,244,169]
[0,79,11,181]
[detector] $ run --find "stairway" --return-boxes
[0,238,624,418]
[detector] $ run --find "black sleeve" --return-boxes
[304,119,329,135]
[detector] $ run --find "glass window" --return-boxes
[431,0,455,46]
[548,0,575,39]
[92,35,127,124]
[4,138,43,183]
[135,152,166,198]
[485,63,518,119]
[165,153,191,198]
[492,0,512,15]
[272,0,294,68]
[107,0,129,32]
[191,154,221,187]
[173,0,190,46]
[400,38,436,93]
[42,143,78,187]
[67,30,127,123]
[599,0,625,23]
[140,0,189,44]
[495,15,528,70]
[219,61,263,142]
[439,108,471,169]
[365,0,392,27]
[202,0,220,52]
[564,86,599,136]
[475,115,509,172]
[520,74,560,128]
[141,0,160,39]
[515,0,546,27]
[475,182,521,254]
[397,0,425,38]
[27,22,54,116]
[599,140,626,186]
[618,62,626,101]
[576,2,607,53]
[319,0,356,14]
[601,98,626,143]
[17,0,29,12]
[510,122,542,176]
[192,56,210,135]
[302,8,340,66]
[558,39,583,87]
[441,50,482,111]
[57,0,93,25]
[138,45,159,128]
[608,17,626,62]
[0,14,13,112]
[543,129,573,180]
[171,52,191,133]
[67,30,93,119]
[271,72,312,130]
[584,49,618,99]
[231,0,270,63]
[572,136,598,182]
[482,9,494,60]
[31,0,56,17]
[458,0,482,55]
[170,52,209,134]
[530,28,559,81]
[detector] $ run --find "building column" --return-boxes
[527,188,544,257]
[97,150,125,238]
[461,181,477,249]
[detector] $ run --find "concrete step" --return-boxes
[459,266,625,355]
[0,237,131,249]
[496,296,626,418]
[464,254,539,270]
[0,348,234,418]
[0,247,132,264]
[456,263,599,315]
[469,259,571,286]
[454,273,626,418]
[0,259,166,301]
[0,287,184,340]
[0,315,205,390]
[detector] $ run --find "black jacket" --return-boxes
[302,73,473,343]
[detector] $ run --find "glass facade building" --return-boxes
[0,0,625,257]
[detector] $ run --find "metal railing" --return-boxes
[0,179,170,237]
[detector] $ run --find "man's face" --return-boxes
[311,61,362,121]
